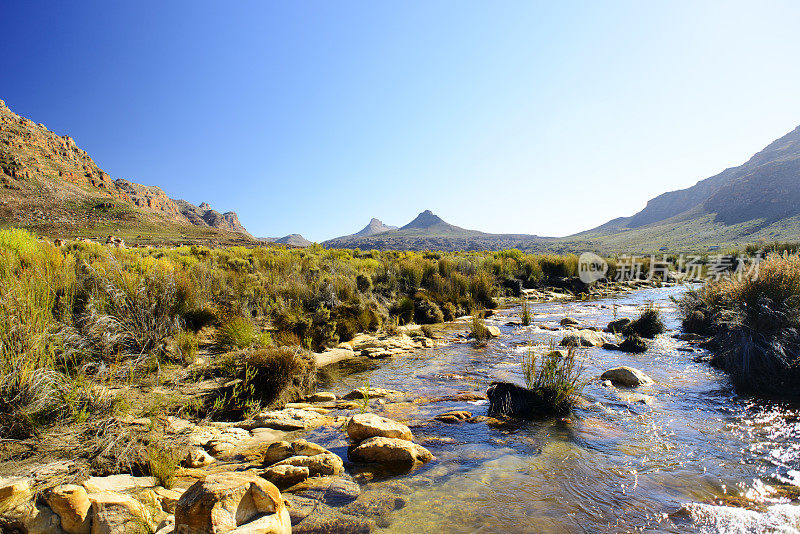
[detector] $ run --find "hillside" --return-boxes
[573,124,800,252]
[354,218,397,237]
[0,99,255,245]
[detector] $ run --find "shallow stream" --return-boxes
[307,287,800,533]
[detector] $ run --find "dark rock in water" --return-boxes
[619,335,647,353]
[487,381,550,418]
[603,342,621,351]
[606,318,631,333]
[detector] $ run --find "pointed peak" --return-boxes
[401,210,447,230]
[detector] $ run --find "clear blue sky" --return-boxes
[2,1,800,241]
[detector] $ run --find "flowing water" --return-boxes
[307,287,800,533]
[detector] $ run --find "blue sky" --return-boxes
[2,1,800,241]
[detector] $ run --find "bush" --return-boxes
[520,299,532,326]
[394,297,414,325]
[183,306,217,330]
[623,303,665,339]
[216,317,255,348]
[678,254,800,394]
[471,313,491,343]
[441,302,457,321]
[520,345,584,414]
[414,299,444,324]
[175,330,198,363]
[145,442,181,489]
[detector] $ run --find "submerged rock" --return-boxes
[271,453,344,476]
[600,366,653,387]
[261,465,310,489]
[606,318,631,333]
[560,317,580,327]
[342,388,405,401]
[434,411,472,424]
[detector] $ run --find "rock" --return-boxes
[606,318,631,333]
[271,453,344,476]
[560,317,580,326]
[154,515,174,534]
[291,476,361,506]
[291,439,329,457]
[486,325,501,338]
[287,495,376,534]
[600,366,654,387]
[433,392,486,402]
[185,448,216,468]
[349,437,433,465]
[304,392,337,403]
[88,491,153,534]
[260,465,309,489]
[347,413,413,442]
[244,408,323,431]
[559,329,605,347]
[314,348,356,368]
[228,512,292,533]
[434,411,472,424]
[262,441,295,466]
[46,484,91,534]
[174,473,289,534]
[82,475,155,494]
[487,381,561,418]
[602,342,620,351]
[342,388,404,401]
[152,487,183,514]
[340,482,412,527]
[0,476,32,513]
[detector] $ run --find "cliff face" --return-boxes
[0,98,251,237]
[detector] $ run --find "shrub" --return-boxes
[414,299,444,324]
[520,299,532,326]
[175,330,198,363]
[394,297,414,325]
[183,306,217,331]
[145,441,181,489]
[441,302,457,321]
[520,344,584,414]
[471,313,491,343]
[623,302,665,339]
[217,317,255,348]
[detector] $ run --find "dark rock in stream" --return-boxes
[487,381,558,418]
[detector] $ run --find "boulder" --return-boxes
[82,475,155,494]
[619,335,647,353]
[434,411,472,424]
[349,437,433,465]
[600,366,654,387]
[559,329,605,347]
[487,381,560,418]
[152,487,182,515]
[486,325,501,338]
[185,448,216,468]
[88,491,153,534]
[228,512,292,533]
[293,477,361,507]
[347,413,413,442]
[271,453,344,476]
[260,465,309,489]
[46,484,91,534]
[291,439,329,457]
[263,442,295,466]
[560,317,580,327]
[174,473,289,534]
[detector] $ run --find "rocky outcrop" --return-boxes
[173,199,250,235]
[560,329,605,347]
[174,473,290,534]
[45,485,91,534]
[88,491,153,534]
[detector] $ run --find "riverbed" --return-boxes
[306,286,800,533]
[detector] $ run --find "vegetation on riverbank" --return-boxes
[679,253,800,395]
[0,229,604,445]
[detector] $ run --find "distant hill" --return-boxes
[353,218,397,237]
[323,210,552,251]
[0,98,255,245]
[570,124,800,252]
[259,234,313,247]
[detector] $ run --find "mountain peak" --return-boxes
[401,210,447,230]
[354,217,397,237]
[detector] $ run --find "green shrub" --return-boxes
[623,302,665,339]
[471,313,491,343]
[520,299,532,326]
[394,297,414,325]
[441,302,457,321]
[175,330,198,363]
[521,344,584,414]
[145,441,181,489]
[183,306,217,330]
[414,299,444,324]
[217,317,255,348]
[619,334,647,353]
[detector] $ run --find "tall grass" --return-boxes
[521,343,584,414]
[679,253,800,395]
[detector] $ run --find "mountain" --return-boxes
[353,218,397,237]
[0,98,254,245]
[323,210,552,251]
[570,124,800,252]
[258,234,313,247]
